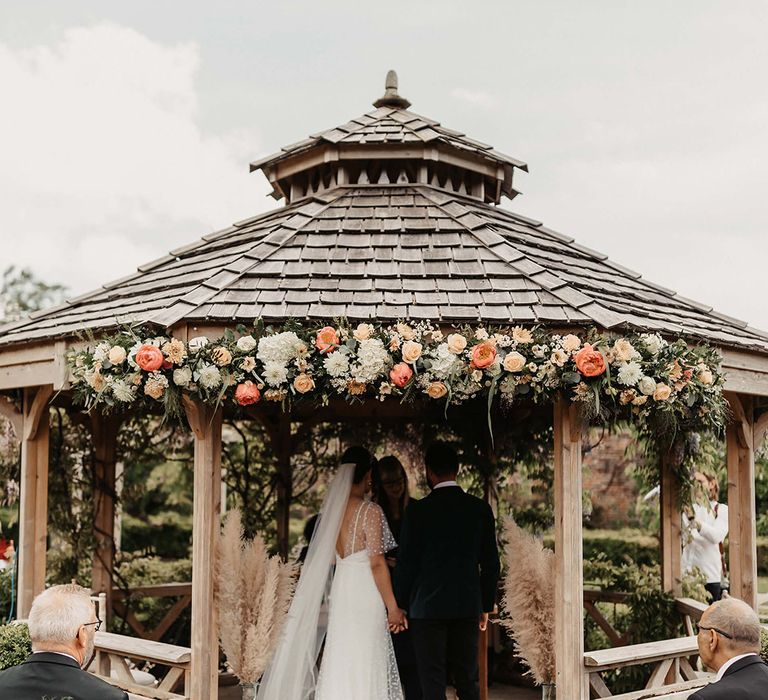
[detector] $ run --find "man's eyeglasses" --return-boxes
[695,622,733,639]
[82,618,102,632]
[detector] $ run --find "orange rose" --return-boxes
[389,362,413,388]
[316,326,340,354]
[574,344,606,378]
[470,342,497,370]
[234,381,261,406]
[293,373,315,394]
[135,344,164,372]
[426,382,448,399]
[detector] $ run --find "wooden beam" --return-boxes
[275,414,293,560]
[183,397,222,700]
[660,453,682,597]
[17,385,53,617]
[725,393,757,609]
[91,413,121,621]
[553,399,588,699]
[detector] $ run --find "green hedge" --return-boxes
[0,623,31,670]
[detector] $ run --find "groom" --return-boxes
[395,442,500,700]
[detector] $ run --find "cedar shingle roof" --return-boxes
[2,184,767,352]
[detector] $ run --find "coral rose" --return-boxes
[235,381,261,406]
[426,381,448,399]
[389,362,413,388]
[574,344,606,378]
[293,373,315,394]
[503,352,526,373]
[316,326,340,354]
[135,344,164,372]
[470,342,497,369]
[446,333,467,354]
[653,383,672,401]
[108,346,127,365]
[401,341,423,364]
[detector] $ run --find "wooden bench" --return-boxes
[88,630,191,700]
[584,636,710,698]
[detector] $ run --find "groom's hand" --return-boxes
[479,613,489,632]
[388,607,408,633]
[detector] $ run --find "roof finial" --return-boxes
[373,70,411,109]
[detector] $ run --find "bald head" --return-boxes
[703,597,761,652]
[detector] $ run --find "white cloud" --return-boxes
[450,88,499,110]
[0,24,268,297]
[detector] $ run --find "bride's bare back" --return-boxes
[335,498,395,559]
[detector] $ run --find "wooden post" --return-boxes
[275,414,293,560]
[725,392,757,609]
[553,399,588,699]
[184,397,223,699]
[17,385,53,617]
[91,414,121,621]
[660,453,682,596]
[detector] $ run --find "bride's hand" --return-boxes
[387,607,407,633]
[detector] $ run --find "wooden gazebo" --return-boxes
[1,72,767,700]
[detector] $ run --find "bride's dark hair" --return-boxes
[342,445,374,484]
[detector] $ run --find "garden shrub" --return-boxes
[0,623,30,670]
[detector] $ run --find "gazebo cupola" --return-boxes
[251,70,528,205]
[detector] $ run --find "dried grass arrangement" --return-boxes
[215,508,296,684]
[499,519,556,686]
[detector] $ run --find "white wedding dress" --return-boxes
[257,464,404,700]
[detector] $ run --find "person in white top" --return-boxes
[682,472,728,602]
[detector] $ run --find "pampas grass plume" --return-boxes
[215,508,296,684]
[499,519,556,685]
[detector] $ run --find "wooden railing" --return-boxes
[583,596,711,699]
[112,583,193,642]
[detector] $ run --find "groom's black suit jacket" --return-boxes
[0,652,128,700]
[689,655,768,699]
[395,485,500,619]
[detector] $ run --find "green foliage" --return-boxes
[0,623,31,670]
[760,628,768,664]
[0,266,66,324]
[0,569,15,622]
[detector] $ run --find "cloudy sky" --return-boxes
[1,2,765,329]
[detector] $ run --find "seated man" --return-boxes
[691,597,768,699]
[0,583,127,700]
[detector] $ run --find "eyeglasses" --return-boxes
[82,618,102,632]
[695,622,733,639]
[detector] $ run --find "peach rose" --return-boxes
[347,380,367,395]
[562,334,581,353]
[446,333,468,354]
[235,381,261,406]
[574,344,606,378]
[653,383,672,401]
[162,338,187,365]
[389,362,413,388]
[503,351,526,372]
[426,382,448,399]
[471,342,497,369]
[401,341,423,364]
[135,344,164,372]
[396,323,415,341]
[144,377,166,401]
[293,373,315,394]
[512,327,533,344]
[353,323,375,341]
[613,339,637,363]
[316,326,340,354]
[212,347,233,367]
[108,346,127,365]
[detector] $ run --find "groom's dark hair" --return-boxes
[425,442,459,478]
[342,445,374,484]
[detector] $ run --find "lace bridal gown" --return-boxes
[257,464,403,700]
[315,501,403,700]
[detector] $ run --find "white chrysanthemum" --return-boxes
[257,332,303,364]
[173,367,193,387]
[198,364,222,389]
[638,376,657,396]
[263,361,289,386]
[111,380,135,403]
[641,333,667,355]
[430,343,458,379]
[351,339,390,383]
[617,361,643,386]
[324,350,350,378]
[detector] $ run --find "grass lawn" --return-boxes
[761,576,768,595]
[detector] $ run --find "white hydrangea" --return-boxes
[351,339,390,383]
[641,333,667,355]
[617,361,643,386]
[324,350,350,378]
[263,361,289,386]
[257,332,303,364]
[430,343,458,379]
[198,364,222,389]
[111,380,136,403]
[92,341,111,363]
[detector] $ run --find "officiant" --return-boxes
[374,456,423,700]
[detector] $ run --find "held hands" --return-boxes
[387,606,408,634]
[479,612,489,632]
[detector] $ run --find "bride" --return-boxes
[257,446,406,700]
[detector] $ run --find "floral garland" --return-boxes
[67,320,728,437]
